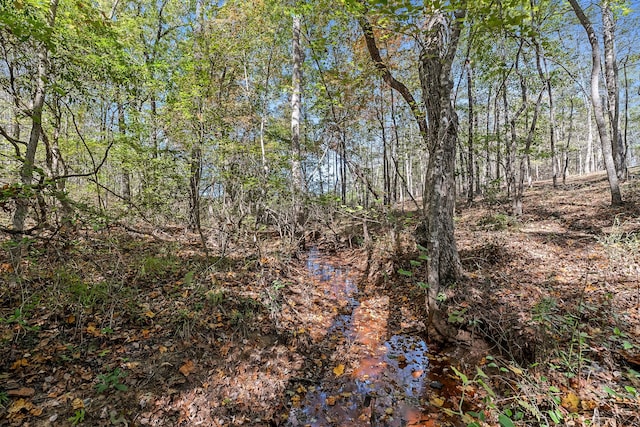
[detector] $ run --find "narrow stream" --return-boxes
[288,249,436,426]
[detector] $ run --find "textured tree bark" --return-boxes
[568,0,622,206]
[602,1,627,180]
[11,0,59,257]
[416,10,465,339]
[291,14,305,239]
[359,8,464,339]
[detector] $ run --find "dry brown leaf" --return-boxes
[72,398,84,410]
[86,323,101,337]
[179,360,195,377]
[430,396,445,407]
[8,387,35,397]
[10,359,28,370]
[8,398,32,414]
[333,364,345,377]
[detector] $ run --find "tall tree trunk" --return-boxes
[359,9,464,339]
[602,0,627,180]
[465,59,475,204]
[291,14,305,238]
[11,0,59,250]
[417,10,464,338]
[568,0,622,205]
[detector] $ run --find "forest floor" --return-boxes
[1,171,639,427]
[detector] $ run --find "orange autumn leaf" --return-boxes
[179,360,195,377]
[11,358,28,370]
[333,364,345,377]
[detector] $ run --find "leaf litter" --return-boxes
[0,172,639,426]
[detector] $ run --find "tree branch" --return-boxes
[0,124,26,158]
[358,15,428,140]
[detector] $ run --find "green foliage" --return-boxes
[139,254,181,280]
[68,408,86,425]
[477,213,518,231]
[95,368,128,393]
[0,391,9,408]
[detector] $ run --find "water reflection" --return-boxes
[290,249,431,426]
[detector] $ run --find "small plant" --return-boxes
[0,307,40,332]
[0,391,9,408]
[68,408,86,425]
[205,288,224,305]
[95,368,128,393]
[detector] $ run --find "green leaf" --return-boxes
[416,281,429,289]
[478,379,496,397]
[476,366,489,379]
[548,409,563,423]
[451,365,469,384]
[498,413,516,427]
[397,269,412,277]
[603,386,621,398]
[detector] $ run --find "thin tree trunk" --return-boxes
[12,0,59,246]
[117,98,131,201]
[602,0,626,180]
[563,99,574,184]
[466,59,474,204]
[568,0,622,205]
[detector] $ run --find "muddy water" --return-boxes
[288,249,438,426]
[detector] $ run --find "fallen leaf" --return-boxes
[11,359,28,370]
[72,398,84,410]
[581,399,597,410]
[179,360,195,377]
[412,370,424,378]
[326,395,337,406]
[8,398,32,414]
[291,394,301,407]
[8,387,35,397]
[430,396,445,407]
[508,365,523,375]
[333,364,345,377]
[561,392,580,412]
[29,406,43,416]
[144,310,155,318]
[86,323,101,337]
